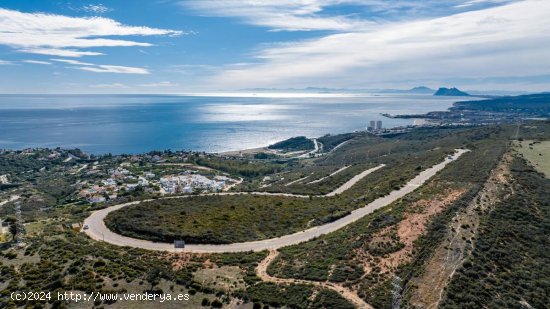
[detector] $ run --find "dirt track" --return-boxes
[256,250,373,309]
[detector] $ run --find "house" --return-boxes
[102,178,116,186]
[89,196,106,203]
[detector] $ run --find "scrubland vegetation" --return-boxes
[2,121,550,308]
[440,158,550,308]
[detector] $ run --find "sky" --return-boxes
[0,0,549,94]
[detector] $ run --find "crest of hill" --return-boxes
[434,87,470,96]
[268,136,314,151]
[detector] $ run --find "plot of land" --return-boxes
[517,140,550,178]
[105,195,353,244]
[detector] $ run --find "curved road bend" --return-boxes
[84,149,468,253]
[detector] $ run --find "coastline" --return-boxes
[218,146,272,156]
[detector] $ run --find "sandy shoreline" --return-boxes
[218,146,272,156]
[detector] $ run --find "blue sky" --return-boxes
[0,0,548,93]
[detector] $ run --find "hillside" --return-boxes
[451,92,550,115]
[268,136,315,152]
[434,87,470,96]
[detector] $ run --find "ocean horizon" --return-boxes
[0,94,464,155]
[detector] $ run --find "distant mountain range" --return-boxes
[378,86,436,94]
[241,86,527,96]
[241,86,436,94]
[434,87,470,96]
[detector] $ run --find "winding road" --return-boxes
[84,149,468,253]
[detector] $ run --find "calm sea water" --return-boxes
[0,94,461,154]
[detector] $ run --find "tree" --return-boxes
[9,222,17,240]
[145,267,163,292]
[5,216,17,241]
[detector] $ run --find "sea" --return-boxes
[0,94,464,154]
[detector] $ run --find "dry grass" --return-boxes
[517,140,550,178]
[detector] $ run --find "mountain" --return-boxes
[434,87,470,96]
[408,86,435,94]
[372,86,435,94]
[240,86,436,94]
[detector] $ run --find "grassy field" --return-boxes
[517,140,550,178]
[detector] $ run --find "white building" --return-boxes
[159,173,225,194]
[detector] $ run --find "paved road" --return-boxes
[84,150,468,253]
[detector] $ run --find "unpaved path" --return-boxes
[326,164,384,196]
[307,165,350,184]
[297,138,320,158]
[285,175,310,186]
[256,250,373,309]
[408,152,511,308]
[0,195,20,207]
[223,177,243,192]
[330,139,353,153]
[84,150,468,253]
[153,163,215,171]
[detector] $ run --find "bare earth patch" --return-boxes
[257,250,373,309]
[359,188,467,275]
[408,153,512,309]
[194,265,246,292]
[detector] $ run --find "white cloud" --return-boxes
[455,0,515,8]
[0,8,184,57]
[51,58,149,74]
[81,4,113,14]
[211,0,550,89]
[180,0,515,32]
[72,65,150,74]
[180,0,374,31]
[22,60,52,65]
[50,59,95,66]
[18,48,104,57]
[0,60,15,65]
[89,83,128,88]
[139,81,179,87]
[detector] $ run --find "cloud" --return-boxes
[51,58,149,74]
[18,48,104,57]
[179,0,519,31]
[211,0,550,89]
[455,0,515,8]
[22,60,52,65]
[0,8,184,57]
[0,60,15,65]
[81,4,113,14]
[180,0,373,31]
[50,59,94,66]
[89,83,128,88]
[139,81,179,87]
[71,65,150,74]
